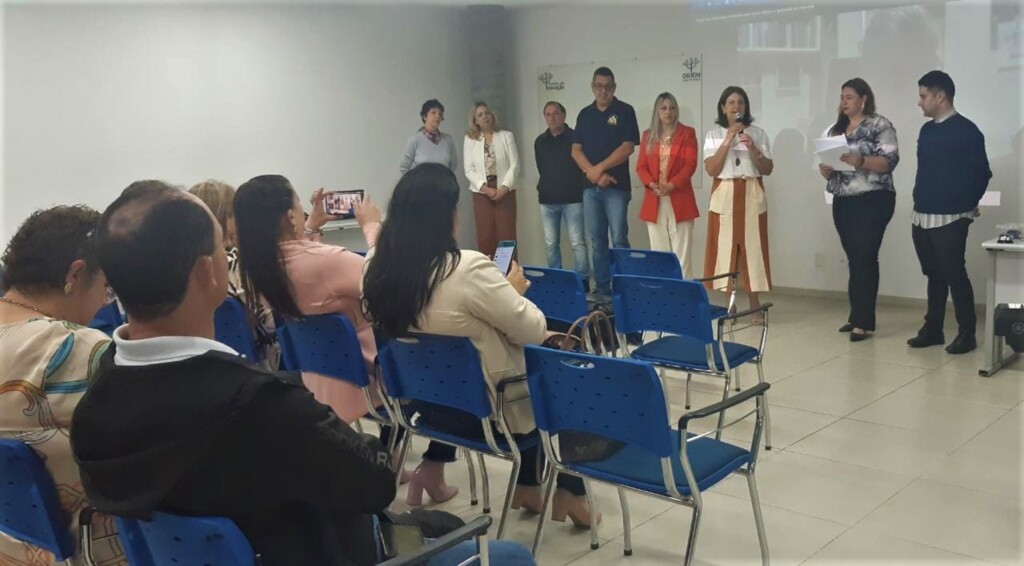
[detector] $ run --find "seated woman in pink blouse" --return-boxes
[233,175,382,425]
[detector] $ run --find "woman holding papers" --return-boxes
[818,78,899,342]
[703,86,774,320]
[637,92,699,276]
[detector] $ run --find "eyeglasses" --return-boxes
[592,82,616,92]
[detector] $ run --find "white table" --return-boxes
[980,238,1024,377]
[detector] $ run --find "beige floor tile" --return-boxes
[859,479,1024,565]
[847,389,1008,446]
[787,419,956,476]
[942,347,1024,375]
[923,438,1023,501]
[712,450,913,525]
[564,491,844,566]
[804,525,994,565]
[847,329,954,369]
[902,367,1024,409]
[766,358,928,417]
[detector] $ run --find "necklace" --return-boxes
[0,296,56,318]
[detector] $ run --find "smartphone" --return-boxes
[493,240,516,276]
[323,190,364,218]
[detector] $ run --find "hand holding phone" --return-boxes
[493,240,516,276]
[323,190,365,218]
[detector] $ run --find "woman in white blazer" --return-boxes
[464,102,519,259]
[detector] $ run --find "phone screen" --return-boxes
[493,240,516,276]
[324,190,364,218]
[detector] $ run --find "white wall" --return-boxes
[510,1,1024,301]
[2,4,477,248]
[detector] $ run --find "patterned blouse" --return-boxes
[823,114,899,197]
[226,248,279,368]
[0,319,126,565]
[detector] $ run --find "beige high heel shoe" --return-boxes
[405,460,458,506]
[509,485,544,513]
[551,488,601,529]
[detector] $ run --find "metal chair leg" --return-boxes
[757,362,772,450]
[497,457,520,539]
[584,479,599,550]
[478,453,491,514]
[394,434,412,494]
[747,473,770,566]
[734,366,742,392]
[685,373,692,410]
[353,419,364,434]
[465,449,478,506]
[716,371,731,441]
[79,508,97,566]
[618,488,632,556]
[682,503,703,566]
[531,470,559,557]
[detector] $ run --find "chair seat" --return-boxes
[710,305,728,319]
[631,336,758,371]
[416,426,541,455]
[566,430,749,496]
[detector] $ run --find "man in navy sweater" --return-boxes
[907,71,992,354]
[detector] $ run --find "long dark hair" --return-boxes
[363,163,461,338]
[829,78,876,136]
[714,86,754,128]
[234,174,303,320]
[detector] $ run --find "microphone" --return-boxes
[735,113,744,133]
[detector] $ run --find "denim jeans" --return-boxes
[583,187,631,295]
[540,203,589,279]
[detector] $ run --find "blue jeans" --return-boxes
[583,187,630,295]
[540,203,589,279]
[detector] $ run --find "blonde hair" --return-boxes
[188,180,236,244]
[465,102,502,140]
[646,92,680,150]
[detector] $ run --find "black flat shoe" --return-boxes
[850,332,871,342]
[907,334,944,348]
[838,323,854,333]
[945,335,977,355]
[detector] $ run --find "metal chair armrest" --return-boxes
[377,515,494,566]
[693,270,739,283]
[678,383,770,429]
[719,302,773,323]
[495,374,528,393]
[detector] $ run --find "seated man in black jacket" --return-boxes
[71,180,396,566]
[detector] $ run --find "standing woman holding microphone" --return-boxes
[463,102,520,259]
[703,86,774,319]
[636,92,700,276]
[819,78,899,342]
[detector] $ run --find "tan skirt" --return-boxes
[703,177,772,294]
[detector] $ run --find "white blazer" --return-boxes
[463,130,520,193]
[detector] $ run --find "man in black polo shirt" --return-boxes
[536,101,589,285]
[572,67,640,298]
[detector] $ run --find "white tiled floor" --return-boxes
[385,294,1024,564]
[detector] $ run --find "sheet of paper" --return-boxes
[825,191,834,205]
[816,145,855,172]
[979,191,1001,207]
[814,135,848,153]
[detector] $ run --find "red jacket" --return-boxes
[636,123,700,224]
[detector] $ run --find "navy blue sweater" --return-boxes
[913,113,991,214]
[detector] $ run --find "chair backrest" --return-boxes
[611,275,715,343]
[609,248,683,280]
[116,512,255,566]
[377,334,493,419]
[524,346,673,458]
[523,267,589,325]
[280,314,368,387]
[0,439,75,561]
[88,302,125,337]
[214,297,261,362]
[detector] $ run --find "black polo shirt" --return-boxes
[573,98,640,190]
[535,126,585,204]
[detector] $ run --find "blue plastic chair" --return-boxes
[523,267,588,326]
[88,302,124,337]
[214,297,262,362]
[116,512,255,566]
[611,275,773,449]
[608,248,737,321]
[524,346,770,564]
[377,334,538,539]
[0,439,76,562]
[279,314,388,431]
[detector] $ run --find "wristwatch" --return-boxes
[304,227,322,238]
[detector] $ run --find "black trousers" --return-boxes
[911,218,976,337]
[413,402,586,496]
[832,190,896,331]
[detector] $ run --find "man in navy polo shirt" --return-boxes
[572,67,640,298]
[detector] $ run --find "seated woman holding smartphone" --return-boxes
[233,175,382,425]
[363,163,597,526]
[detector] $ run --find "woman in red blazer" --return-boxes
[636,92,700,277]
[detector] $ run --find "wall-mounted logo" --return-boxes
[539,72,565,91]
[681,56,702,82]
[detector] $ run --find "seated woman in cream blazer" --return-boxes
[463,102,519,259]
[364,163,597,527]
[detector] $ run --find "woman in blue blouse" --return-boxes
[819,78,899,342]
